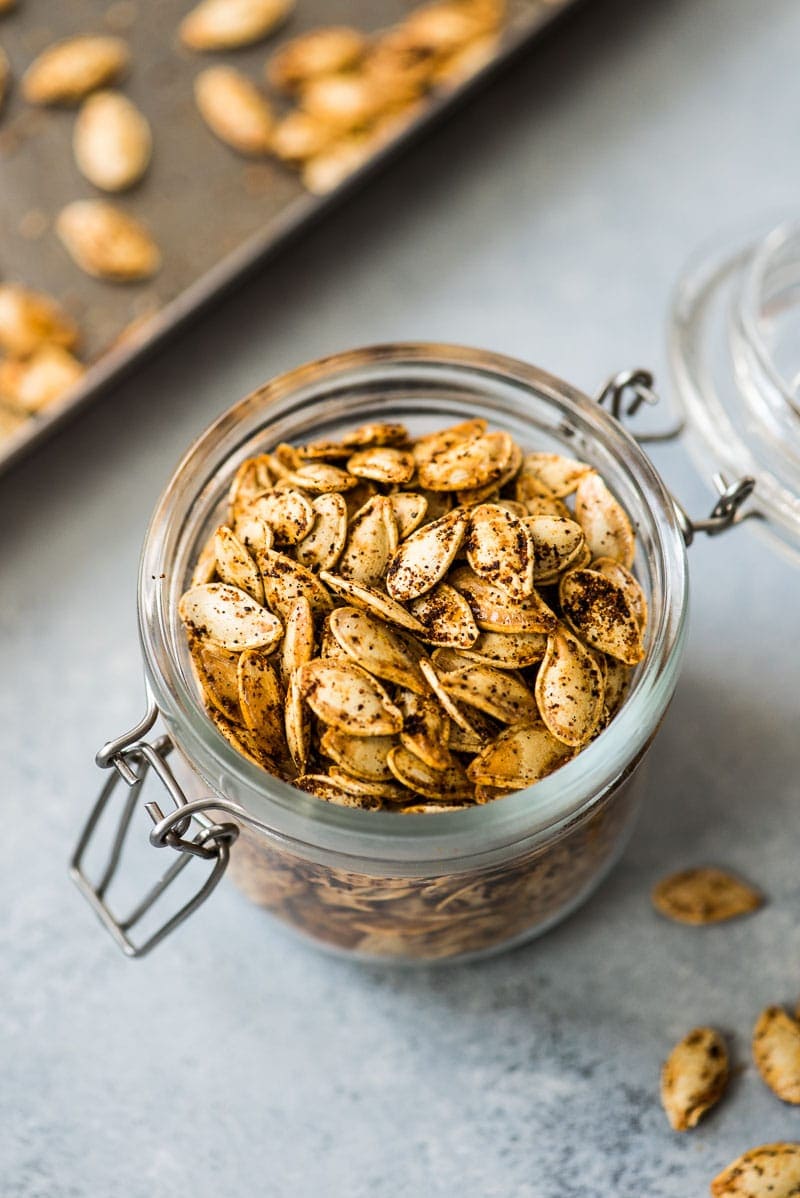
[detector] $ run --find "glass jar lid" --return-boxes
[670,218,800,563]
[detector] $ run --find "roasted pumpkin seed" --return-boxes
[660,1027,729,1131]
[409,582,479,648]
[560,567,644,665]
[73,90,152,190]
[753,1006,800,1104]
[338,495,398,586]
[194,66,274,156]
[57,199,160,281]
[329,606,427,694]
[386,508,469,601]
[535,626,605,746]
[213,524,264,602]
[181,0,293,50]
[300,659,403,736]
[465,503,534,600]
[575,471,635,567]
[0,284,79,357]
[23,35,129,105]
[652,867,763,925]
[295,492,348,571]
[710,1143,800,1198]
[179,583,283,652]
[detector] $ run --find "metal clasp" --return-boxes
[596,369,756,545]
[71,704,240,958]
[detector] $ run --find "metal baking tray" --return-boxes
[0,0,581,475]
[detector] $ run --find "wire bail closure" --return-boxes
[595,369,756,544]
[71,701,241,958]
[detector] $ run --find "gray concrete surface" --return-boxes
[2,1,799,1194]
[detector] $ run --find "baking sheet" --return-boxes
[0,0,581,474]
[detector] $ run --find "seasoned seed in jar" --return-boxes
[179,419,648,809]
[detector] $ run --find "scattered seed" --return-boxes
[660,1027,729,1131]
[711,1144,800,1198]
[753,1006,800,1104]
[652,867,763,925]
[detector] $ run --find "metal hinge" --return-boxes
[596,369,756,544]
[71,702,241,958]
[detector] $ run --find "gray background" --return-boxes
[2,0,799,1195]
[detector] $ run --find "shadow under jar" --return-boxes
[104,344,691,962]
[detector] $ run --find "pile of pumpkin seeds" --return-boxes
[179,417,648,810]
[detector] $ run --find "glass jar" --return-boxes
[74,343,719,963]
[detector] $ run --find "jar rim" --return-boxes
[138,343,688,867]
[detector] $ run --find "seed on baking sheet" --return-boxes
[57,200,160,281]
[280,595,314,684]
[285,668,309,770]
[651,867,763,925]
[189,638,241,721]
[525,515,586,583]
[535,626,605,746]
[467,721,573,789]
[245,488,314,545]
[591,556,648,628]
[387,744,471,801]
[409,583,479,648]
[458,628,547,669]
[389,491,428,539]
[0,46,10,115]
[23,35,129,105]
[660,1027,729,1132]
[270,109,335,162]
[194,66,274,156]
[300,658,403,736]
[73,90,152,190]
[320,571,426,634]
[296,773,383,808]
[213,524,264,602]
[285,461,358,493]
[710,1144,800,1198]
[575,471,635,567]
[257,548,333,618]
[179,582,283,652]
[386,508,469,601]
[465,503,534,600]
[301,135,372,195]
[338,495,398,587]
[449,565,557,634]
[441,662,538,725]
[300,72,388,131]
[0,344,84,413]
[267,26,367,92]
[347,446,415,485]
[417,430,513,492]
[295,492,348,571]
[180,0,294,50]
[0,284,79,358]
[319,727,395,782]
[329,606,427,694]
[753,1007,800,1104]
[237,648,285,752]
[433,32,498,88]
[559,567,644,665]
[397,689,450,771]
